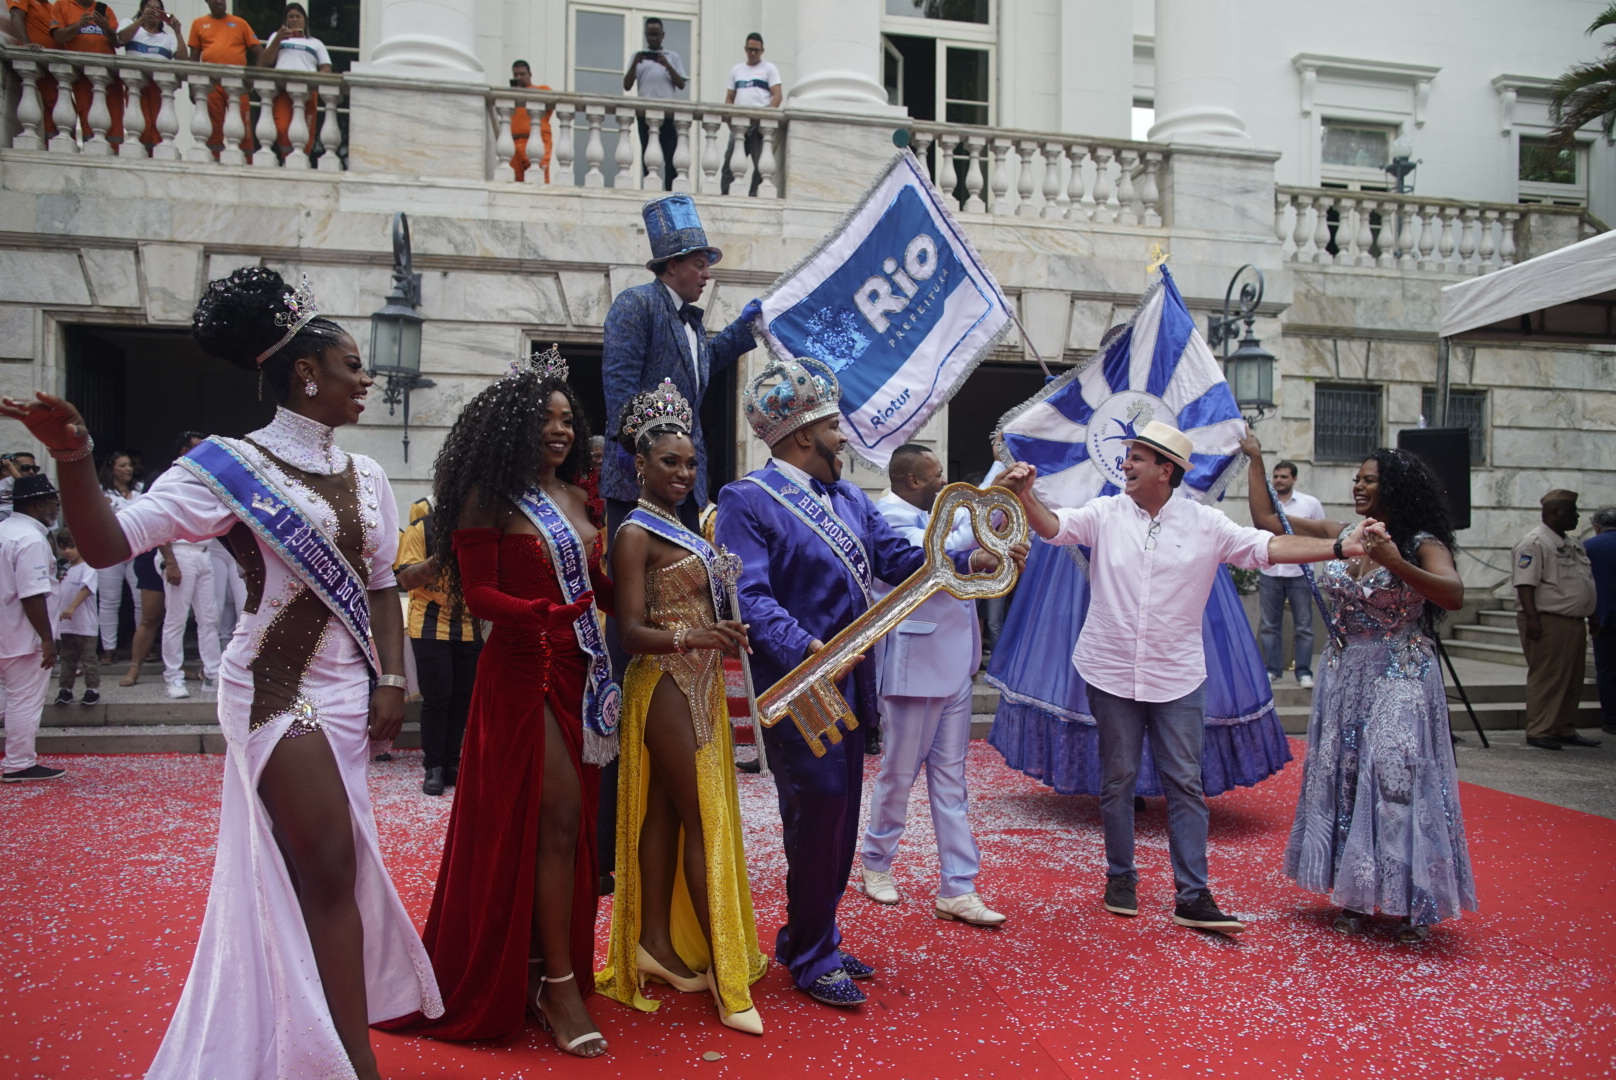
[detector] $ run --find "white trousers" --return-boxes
[860,680,982,898]
[210,541,246,649]
[0,651,52,772]
[97,559,139,652]
[161,544,221,683]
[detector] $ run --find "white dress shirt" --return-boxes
[1259,489,1324,579]
[664,282,700,385]
[0,512,53,658]
[1049,493,1274,702]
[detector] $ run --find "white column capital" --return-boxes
[354,0,484,82]
[789,0,903,115]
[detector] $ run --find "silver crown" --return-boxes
[742,356,841,446]
[622,378,694,444]
[255,273,321,365]
[505,342,570,381]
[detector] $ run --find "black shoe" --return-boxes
[1603,724,1616,736]
[735,755,761,774]
[444,765,458,787]
[598,873,616,896]
[422,767,445,796]
[80,689,99,706]
[865,729,883,756]
[3,764,66,782]
[1103,875,1138,917]
[1527,737,1564,751]
[53,689,73,706]
[1172,889,1245,934]
[1558,733,1602,748]
[373,751,394,762]
[1133,795,1147,812]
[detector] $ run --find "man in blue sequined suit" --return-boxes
[713,358,993,1008]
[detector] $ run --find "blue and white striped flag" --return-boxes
[753,151,1012,468]
[996,266,1245,509]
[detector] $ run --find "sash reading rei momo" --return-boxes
[177,437,377,678]
[624,507,726,619]
[515,486,621,765]
[743,467,872,600]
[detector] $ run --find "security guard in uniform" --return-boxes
[1512,488,1598,750]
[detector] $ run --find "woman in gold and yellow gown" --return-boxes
[596,380,767,1035]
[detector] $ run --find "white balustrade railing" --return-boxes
[906,122,1165,226]
[3,46,344,170]
[1275,188,1528,276]
[486,89,785,198]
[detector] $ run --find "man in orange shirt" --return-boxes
[508,59,552,183]
[186,0,259,156]
[49,0,124,146]
[6,0,59,136]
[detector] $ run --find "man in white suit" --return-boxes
[858,444,1006,927]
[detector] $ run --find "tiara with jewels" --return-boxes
[622,378,694,444]
[505,342,570,382]
[254,273,321,365]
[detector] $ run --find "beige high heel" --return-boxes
[532,971,608,1057]
[705,968,763,1035]
[635,942,706,993]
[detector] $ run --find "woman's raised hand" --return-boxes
[0,393,89,451]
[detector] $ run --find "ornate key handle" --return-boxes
[756,483,1028,755]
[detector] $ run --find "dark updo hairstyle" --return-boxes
[192,266,347,403]
[429,368,593,602]
[1364,446,1458,634]
[97,450,131,492]
[614,395,691,458]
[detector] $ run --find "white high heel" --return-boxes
[706,968,763,1035]
[636,942,706,993]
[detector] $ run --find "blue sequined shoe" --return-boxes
[805,969,866,1008]
[837,951,875,980]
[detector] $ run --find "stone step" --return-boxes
[35,722,423,755]
[1477,609,1518,628]
[1440,637,1530,666]
[1452,623,1524,645]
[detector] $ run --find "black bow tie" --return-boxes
[678,302,703,328]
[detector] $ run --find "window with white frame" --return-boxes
[880,4,995,125]
[568,3,696,187]
[1518,136,1589,206]
[1319,120,1396,191]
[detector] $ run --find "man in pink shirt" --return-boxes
[1000,421,1370,935]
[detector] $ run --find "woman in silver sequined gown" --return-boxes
[1241,435,1477,941]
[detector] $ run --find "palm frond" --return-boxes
[1548,59,1616,144]
[1588,2,1616,35]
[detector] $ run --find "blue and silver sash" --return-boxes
[515,486,620,764]
[178,438,377,677]
[624,507,726,620]
[744,467,872,600]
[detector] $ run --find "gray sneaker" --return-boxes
[1103,875,1138,916]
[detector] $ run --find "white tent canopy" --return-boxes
[1440,227,1616,342]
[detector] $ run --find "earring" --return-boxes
[303,381,318,398]
[636,472,645,486]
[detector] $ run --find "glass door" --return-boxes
[570,4,695,187]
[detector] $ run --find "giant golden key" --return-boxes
[756,482,1028,756]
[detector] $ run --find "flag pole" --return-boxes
[1007,308,1053,380]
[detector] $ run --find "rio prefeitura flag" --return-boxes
[751,151,1013,467]
[995,266,1247,510]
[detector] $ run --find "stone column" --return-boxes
[359,0,482,78]
[1148,0,1248,144]
[789,0,898,114]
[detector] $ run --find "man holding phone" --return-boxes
[49,0,125,147]
[622,16,686,190]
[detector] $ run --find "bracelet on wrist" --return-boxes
[375,674,407,691]
[49,434,94,463]
[1332,538,1345,560]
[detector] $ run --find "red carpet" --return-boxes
[2,741,1613,1079]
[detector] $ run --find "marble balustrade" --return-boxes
[906,122,1164,227]
[1270,187,1582,277]
[486,88,785,198]
[2,45,345,170]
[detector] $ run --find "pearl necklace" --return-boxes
[636,498,687,530]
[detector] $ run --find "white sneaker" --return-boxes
[860,868,900,905]
[1298,674,1315,689]
[934,891,1007,927]
[164,682,191,700]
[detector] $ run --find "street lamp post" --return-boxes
[1205,264,1277,421]
[370,212,434,461]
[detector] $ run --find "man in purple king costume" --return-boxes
[714,357,1021,1008]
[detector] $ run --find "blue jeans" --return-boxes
[1090,682,1209,904]
[1258,572,1314,679]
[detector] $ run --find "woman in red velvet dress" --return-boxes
[383,354,616,1058]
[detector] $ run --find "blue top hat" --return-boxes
[642,194,722,271]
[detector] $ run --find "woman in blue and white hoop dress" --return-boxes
[1242,431,1475,942]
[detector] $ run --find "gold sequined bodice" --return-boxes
[645,553,722,747]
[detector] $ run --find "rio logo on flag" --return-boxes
[751,152,1012,468]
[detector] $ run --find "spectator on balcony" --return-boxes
[116,0,187,151]
[49,0,125,149]
[259,3,328,159]
[508,58,552,183]
[186,0,259,158]
[7,0,59,138]
[623,16,685,191]
[721,32,779,196]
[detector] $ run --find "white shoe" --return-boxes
[164,682,191,700]
[1267,671,1280,684]
[1298,674,1314,689]
[934,891,1007,927]
[860,868,900,905]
